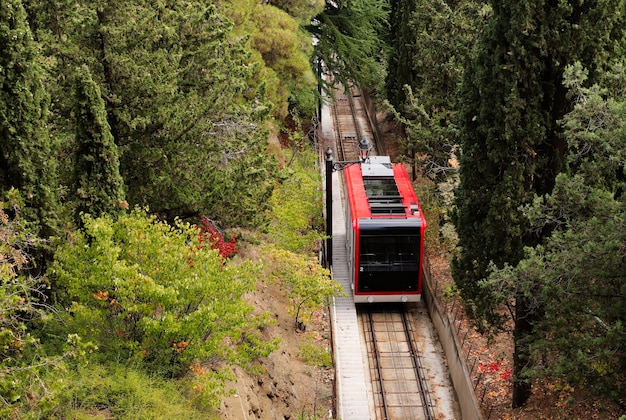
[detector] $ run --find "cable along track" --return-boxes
[360,304,436,420]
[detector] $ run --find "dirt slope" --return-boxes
[218,282,334,420]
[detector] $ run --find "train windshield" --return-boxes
[357,220,422,293]
[359,235,420,266]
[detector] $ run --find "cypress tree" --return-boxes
[29,1,276,227]
[386,0,417,109]
[452,0,626,407]
[385,0,483,179]
[485,62,626,403]
[72,65,125,221]
[0,0,60,238]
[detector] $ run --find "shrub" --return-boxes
[49,209,279,397]
[31,363,219,419]
[267,246,344,330]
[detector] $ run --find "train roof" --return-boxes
[344,156,426,225]
[361,156,394,177]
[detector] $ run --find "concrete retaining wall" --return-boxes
[422,261,484,420]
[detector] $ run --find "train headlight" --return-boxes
[367,296,375,303]
[401,296,408,303]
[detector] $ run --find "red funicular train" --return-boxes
[343,156,427,303]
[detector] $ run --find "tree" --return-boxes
[264,147,343,330]
[485,62,626,403]
[269,246,343,331]
[227,0,321,120]
[386,0,417,107]
[71,65,125,221]
[0,193,88,416]
[0,0,60,238]
[267,0,325,25]
[452,1,626,407]
[26,1,276,227]
[307,0,389,91]
[385,0,484,180]
[266,148,325,253]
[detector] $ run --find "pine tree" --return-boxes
[452,0,626,407]
[0,0,60,237]
[72,65,125,221]
[307,0,389,90]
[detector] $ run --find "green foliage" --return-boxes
[50,209,279,383]
[452,0,626,321]
[0,194,90,416]
[307,0,390,91]
[0,0,61,238]
[264,148,344,329]
[267,148,326,253]
[298,333,332,368]
[411,178,454,253]
[561,61,626,192]
[0,199,44,412]
[382,89,434,177]
[268,245,344,330]
[441,283,460,302]
[28,363,220,419]
[229,0,319,120]
[29,1,276,227]
[452,2,626,406]
[387,0,486,111]
[485,62,626,401]
[267,0,325,25]
[72,65,126,221]
[453,2,549,315]
[485,175,626,399]
[386,0,484,179]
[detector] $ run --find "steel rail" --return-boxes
[331,94,346,160]
[338,100,357,162]
[401,309,436,420]
[332,85,365,162]
[346,86,364,149]
[361,305,437,420]
[366,308,391,419]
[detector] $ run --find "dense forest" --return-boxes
[2,0,625,417]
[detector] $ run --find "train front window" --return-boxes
[358,234,421,292]
[360,235,419,265]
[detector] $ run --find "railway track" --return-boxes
[326,81,459,419]
[359,304,436,420]
[331,85,377,160]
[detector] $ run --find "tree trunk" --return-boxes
[512,294,533,408]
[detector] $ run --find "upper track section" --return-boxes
[331,85,377,161]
